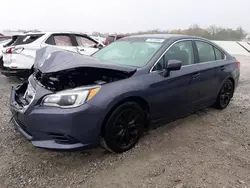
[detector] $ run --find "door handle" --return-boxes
[220,66,225,71]
[192,73,200,79]
[77,47,85,51]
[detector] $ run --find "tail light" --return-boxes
[236,61,240,68]
[6,48,12,54]
[10,66,18,69]
[6,47,24,54]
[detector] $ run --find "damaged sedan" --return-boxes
[10,34,240,153]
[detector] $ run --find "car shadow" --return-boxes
[147,107,212,132]
[17,107,214,161]
[3,76,24,85]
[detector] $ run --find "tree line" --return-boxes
[94,25,248,41]
[128,25,247,41]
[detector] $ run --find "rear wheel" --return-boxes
[214,79,234,109]
[101,101,146,153]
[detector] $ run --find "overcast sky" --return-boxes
[1,0,250,33]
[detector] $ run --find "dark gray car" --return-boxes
[10,34,240,153]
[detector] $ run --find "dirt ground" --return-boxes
[0,55,250,188]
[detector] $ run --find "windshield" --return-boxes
[93,40,164,67]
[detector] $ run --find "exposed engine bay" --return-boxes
[34,67,135,91]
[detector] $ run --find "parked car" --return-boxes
[0,36,12,54]
[0,36,12,68]
[0,34,24,68]
[90,35,106,44]
[10,34,240,153]
[104,34,127,45]
[1,31,104,79]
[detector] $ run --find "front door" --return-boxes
[74,35,99,56]
[148,40,201,121]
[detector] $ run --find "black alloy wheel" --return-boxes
[101,101,146,153]
[215,79,234,109]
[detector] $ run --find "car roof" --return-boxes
[108,34,127,37]
[126,34,207,41]
[23,31,90,36]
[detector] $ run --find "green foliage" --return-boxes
[128,25,247,41]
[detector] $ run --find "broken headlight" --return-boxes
[41,87,100,108]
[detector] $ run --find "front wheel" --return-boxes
[101,101,146,153]
[214,79,234,109]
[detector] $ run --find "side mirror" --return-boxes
[166,60,182,70]
[162,60,182,77]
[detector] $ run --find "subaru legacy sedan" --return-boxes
[10,34,240,153]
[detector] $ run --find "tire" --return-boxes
[101,101,146,153]
[0,57,4,69]
[214,79,234,109]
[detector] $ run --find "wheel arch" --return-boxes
[100,96,150,137]
[228,77,235,89]
[217,76,235,95]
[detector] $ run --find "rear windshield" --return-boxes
[12,34,44,45]
[106,36,115,42]
[3,35,20,47]
[116,36,125,40]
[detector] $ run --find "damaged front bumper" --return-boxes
[10,81,105,150]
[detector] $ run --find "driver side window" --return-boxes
[152,40,194,71]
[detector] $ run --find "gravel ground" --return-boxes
[0,55,250,188]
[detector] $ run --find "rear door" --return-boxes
[73,34,99,55]
[193,40,221,106]
[43,34,78,53]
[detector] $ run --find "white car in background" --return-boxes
[1,31,104,79]
[0,36,11,66]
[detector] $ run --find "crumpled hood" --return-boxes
[34,46,136,74]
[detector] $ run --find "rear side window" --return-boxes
[45,35,55,45]
[54,35,72,46]
[45,34,73,46]
[75,35,97,47]
[214,47,225,60]
[13,34,44,45]
[196,41,216,62]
